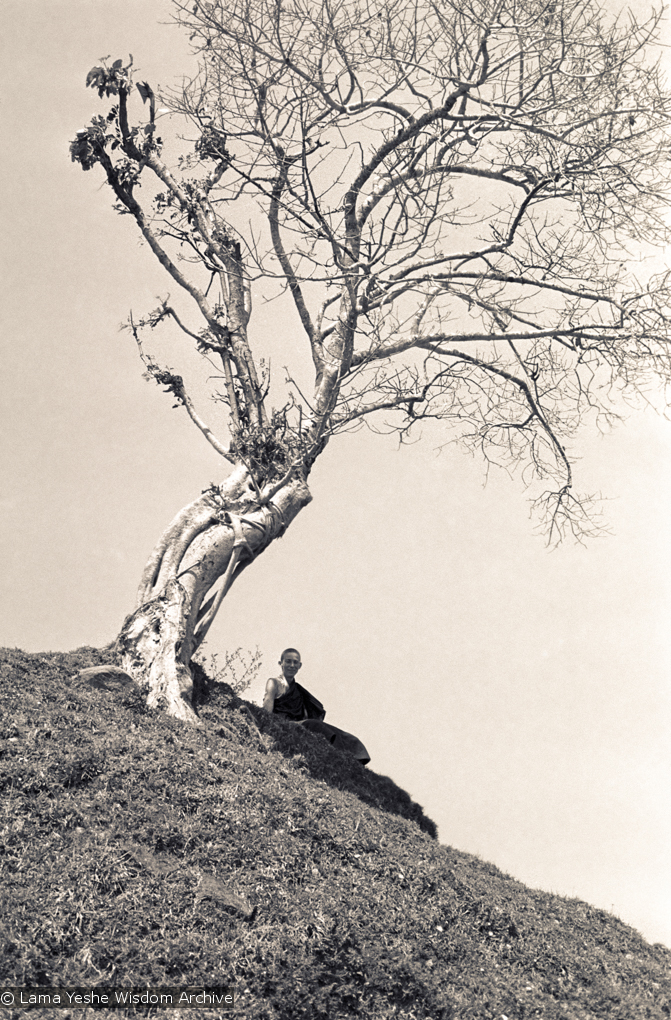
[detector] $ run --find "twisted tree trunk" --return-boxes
[117,462,312,721]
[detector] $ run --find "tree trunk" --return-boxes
[116,462,312,721]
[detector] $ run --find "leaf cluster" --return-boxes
[141,356,188,408]
[229,410,304,486]
[85,57,133,99]
[69,117,110,172]
[194,124,232,164]
[71,59,163,177]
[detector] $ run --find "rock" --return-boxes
[195,875,256,920]
[77,665,135,691]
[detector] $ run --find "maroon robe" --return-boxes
[272,680,325,722]
[272,679,370,764]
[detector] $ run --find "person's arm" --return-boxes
[262,677,279,714]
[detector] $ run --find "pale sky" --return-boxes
[2,0,670,948]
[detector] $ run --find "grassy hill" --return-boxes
[1,647,669,1020]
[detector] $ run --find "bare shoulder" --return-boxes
[264,676,280,694]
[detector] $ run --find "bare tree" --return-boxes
[71,0,671,720]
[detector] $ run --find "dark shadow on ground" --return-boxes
[195,676,437,838]
[3,648,437,840]
[250,704,438,837]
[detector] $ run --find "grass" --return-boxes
[0,646,670,1020]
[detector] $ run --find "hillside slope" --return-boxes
[0,647,669,1020]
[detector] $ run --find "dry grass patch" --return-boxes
[1,648,669,1019]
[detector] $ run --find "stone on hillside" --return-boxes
[77,665,135,691]
[195,875,256,920]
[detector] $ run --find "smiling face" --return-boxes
[280,649,302,682]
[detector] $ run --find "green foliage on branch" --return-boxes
[229,410,305,484]
[85,56,133,98]
[70,57,162,176]
[69,117,111,171]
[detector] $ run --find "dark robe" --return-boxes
[272,681,325,722]
[300,719,371,765]
[272,679,370,765]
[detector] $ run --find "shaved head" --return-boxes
[280,647,301,661]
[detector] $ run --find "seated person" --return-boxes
[263,648,370,765]
[263,648,325,721]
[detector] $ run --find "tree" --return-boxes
[71,0,671,721]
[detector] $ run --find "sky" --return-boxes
[2,0,670,948]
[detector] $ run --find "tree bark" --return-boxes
[117,463,312,722]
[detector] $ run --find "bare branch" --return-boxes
[130,319,234,462]
[73,0,671,543]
